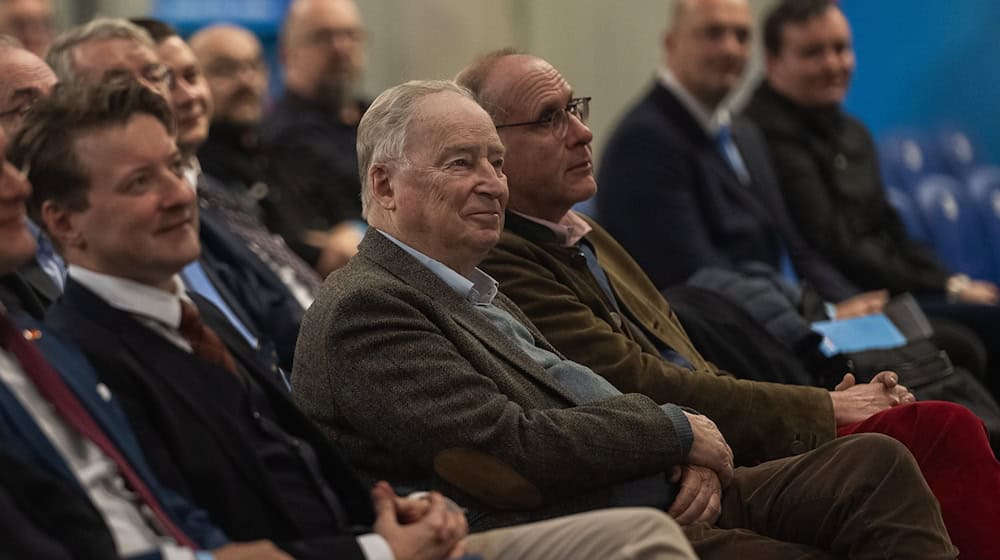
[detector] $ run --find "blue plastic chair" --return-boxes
[886,185,930,244]
[934,125,984,179]
[966,165,1000,282]
[879,129,941,192]
[913,174,995,280]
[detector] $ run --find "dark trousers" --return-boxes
[685,434,956,559]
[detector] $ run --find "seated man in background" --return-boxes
[22,79,698,560]
[189,24,329,284]
[596,0,988,382]
[0,106,288,560]
[262,0,369,273]
[742,0,1000,387]
[460,48,1000,558]
[291,77,958,559]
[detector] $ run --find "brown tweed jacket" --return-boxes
[481,212,836,466]
[292,230,682,530]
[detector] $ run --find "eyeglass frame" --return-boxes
[495,96,591,138]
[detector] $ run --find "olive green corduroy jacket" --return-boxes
[482,212,836,466]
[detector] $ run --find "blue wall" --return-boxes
[841,1,1000,163]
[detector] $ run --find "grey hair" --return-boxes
[46,18,155,83]
[356,79,474,218]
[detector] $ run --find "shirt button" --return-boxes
[252,411,262,420]
[96,383,113,402]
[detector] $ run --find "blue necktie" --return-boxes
[715,126,798,283]
[179,261,259,348]
[715,124,751,186]
[578,243,693,369]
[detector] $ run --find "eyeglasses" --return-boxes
[302,26,366,47]
[103,63,174,91]
[495,97,591,139]
[203,57,267,80]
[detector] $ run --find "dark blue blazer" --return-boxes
[597,81,858,302]
[47,279,374,560]
[198,197,303,372]
[0,313,228,559]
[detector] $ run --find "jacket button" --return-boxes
[609,312,623,329]
[834,153,848,170]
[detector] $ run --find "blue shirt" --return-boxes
[27,219,66,290]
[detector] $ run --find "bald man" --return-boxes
[189,24,275,221]
[190,24,268,127]
[261,0,367,274]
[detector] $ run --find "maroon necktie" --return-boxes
[0,314,198,549]
[178,300,239,376]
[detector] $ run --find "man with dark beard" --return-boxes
[261,0,367,274]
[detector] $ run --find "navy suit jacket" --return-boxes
[0,264,58,320]
[47,279,374,560]
[198,199,303,372]
[0,313,228,559]
[597,81,858,302]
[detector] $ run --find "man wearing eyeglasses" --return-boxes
[261,0,369,275]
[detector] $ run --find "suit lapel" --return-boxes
[18,260,61,306]
[0,380,80,485]
[54,280,283,500]
[651,83,776,228]
[359,231,583,405]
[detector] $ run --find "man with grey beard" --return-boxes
[262,0,368,275]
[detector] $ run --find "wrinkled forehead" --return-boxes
[73,37,159,78]
[204,32,262,61]
[407,92,503,158]
[490,56,571,121]
[0,48,56,97]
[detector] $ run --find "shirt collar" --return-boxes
[183,157,202,190]
[509,209,592,248]
[378,230,499,305]
[657,66,732,136]
[68,265,191,329]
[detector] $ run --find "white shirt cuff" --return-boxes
[358,533,395,560]
[159,543,201,560]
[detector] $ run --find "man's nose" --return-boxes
[566,113,593,146]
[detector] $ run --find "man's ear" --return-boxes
[41,199,83,250]
[369,163,396,211]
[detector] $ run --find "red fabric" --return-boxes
[0,315,198,549]
[839,401,999,559]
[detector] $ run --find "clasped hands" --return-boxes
[372,481,470,560]
[829,370,916,426]
[669,412,734,526]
